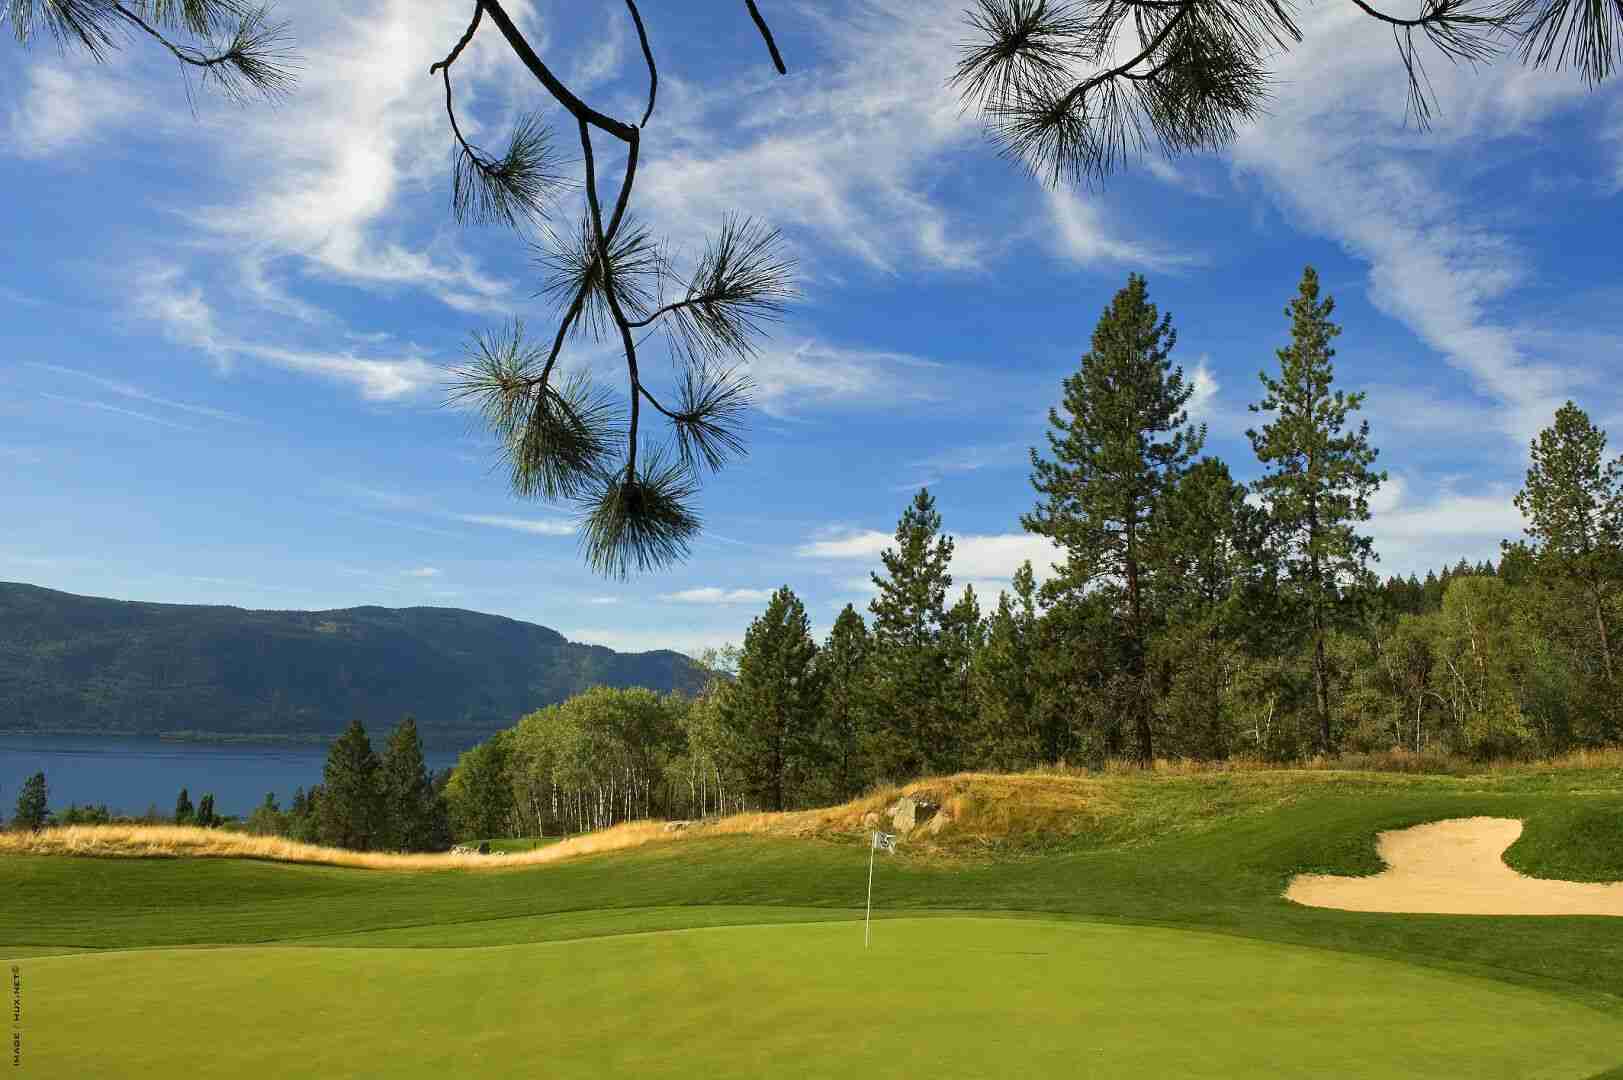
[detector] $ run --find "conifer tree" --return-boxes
[723,586,823,811]
[13,771,47,832]
[1024,274,1204,764]
[1512,401,1623,686]
[173,787,194,825]
[971,562,1043,769]
[195,793,217,828]
[379,716,437,851]
[816,604,873,801]
[320,720,384,851]
[867,488,960,778]
[1247,266,1385,754]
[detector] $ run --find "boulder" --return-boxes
[887,795,940,835]
[923,809,952,836]
[476,841,491,855]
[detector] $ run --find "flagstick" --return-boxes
[865,832,875,949]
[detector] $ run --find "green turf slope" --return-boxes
[21,919,1623,1080]
[4,768,1623,1078]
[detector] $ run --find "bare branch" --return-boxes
[745,0,788,74]
[624,0,657,126]
[430,1,481,75]
[481,0,638,141]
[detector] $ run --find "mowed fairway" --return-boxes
[21,917,1623,1079]
[8,767,1623,1078]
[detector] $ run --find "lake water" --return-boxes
[0,733,469,818]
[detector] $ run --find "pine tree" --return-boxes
[195,793,217,828]
[13,771,48,832]
[816,604,873,801]
[1024,273,1205,764]
[1247,266,1385,755]
[1513,401,1623,687]
[970,562,1043,770]
[173,787,194,825]
[867,488,960,779]
[319,720,384,851]
[722,587,823,811]
[379,716,437,851]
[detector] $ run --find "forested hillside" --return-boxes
[0,583,703,741]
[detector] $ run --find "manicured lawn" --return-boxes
[4,767,1623,1077]
[22,918,1623,1080]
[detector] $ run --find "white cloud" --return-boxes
[749,340,944,417]
[452,513,576,536]
[39,392,198,432]
[1366,473,1527,575]
[659,587,775,605]
[239,344,441,401]
[402,567,441,578]
[1228,4,1613,450]
[178,0,529,312]
[27,363,249,423]
[1044,187,1201,272]
[799,528,1064,586]
[6,62,131,158]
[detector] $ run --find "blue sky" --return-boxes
[3,1,1620,656]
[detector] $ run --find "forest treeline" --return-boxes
[436,267,1623,840]
[14,268,1615,847]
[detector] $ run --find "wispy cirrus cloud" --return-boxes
[658,587,775,605]
[451,513,575,536]
[748,340,945,417]
[1229,4,1618,450]
[39,392,199,432]
[798,528,1064,585]
[27,362,249,423]
[5,61,132,158]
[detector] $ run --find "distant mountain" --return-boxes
[0,582,705,743]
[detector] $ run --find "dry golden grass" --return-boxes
[0,821,677,872]
[5,751,1618,871]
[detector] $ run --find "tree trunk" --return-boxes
[1313,626,1330,755]
[1595,589,1615,684]
[1125,551,1152,766]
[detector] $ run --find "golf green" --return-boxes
[19,916,1623,1078]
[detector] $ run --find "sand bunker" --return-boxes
[1286,817,1623,916]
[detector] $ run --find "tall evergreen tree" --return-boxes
[195,793,217,828]
[173,787,194,825]
[379,716,438,851]
[1247,266,1385,754]
[867,488,960,778]
[723,587,823,811]
[970,562,1043,770]
[13,771,47,832]
[1024,273,1204,764]
[1512,401,1622,686]
[319,719,384,851]
[816,604,873,801]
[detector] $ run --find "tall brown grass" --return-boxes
[3,751,1617,871]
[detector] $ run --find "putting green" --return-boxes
[17,917,1623,1079]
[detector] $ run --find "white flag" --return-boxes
[872,831,896,852]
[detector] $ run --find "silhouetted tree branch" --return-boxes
[952,0,1617,185]
[440,0,796,578]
